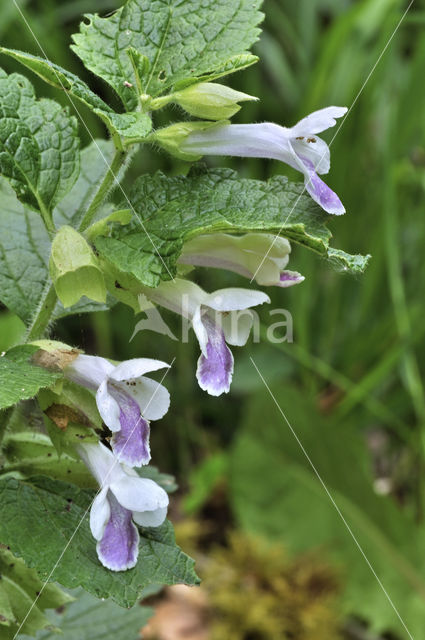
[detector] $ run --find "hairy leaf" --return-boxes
[25,588,152,640]
[0,48,112,114]
[0,179,50,324]
[0,69,79,212]
[54,139,115,227]
[0,345,62,411]
[71,0,263,110]
[0,548,72,639]
[94,110,152,148]
[0,476,199,607]
[0,50,153,147]
[95,168,370,287]
[230,384,425,637]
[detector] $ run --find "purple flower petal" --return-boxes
[299,156,345,215]
[109,386,151,466]
[96,492,139,571]
[278,270,305,287]
[196,313,234,396]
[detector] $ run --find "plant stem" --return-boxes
[36,196,55,236]
[78,150,128,232]
[25,281,58,341]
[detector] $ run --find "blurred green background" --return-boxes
[2,0,425,637]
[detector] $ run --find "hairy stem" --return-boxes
[25,281,58,341]
[78,150,128,232]
[36,196,55,236]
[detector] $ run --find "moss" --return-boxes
[176,524,343,640]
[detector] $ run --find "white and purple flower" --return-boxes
[139,279,270,396]
[78,442,169,571]
[179,106,347,215]
[178,233,304,288]
[65,355,170,467]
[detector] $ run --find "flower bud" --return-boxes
[171,82,257,120]
[49,226,106,308]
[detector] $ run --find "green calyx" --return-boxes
[49,226,107,308]
[154,120,228,160]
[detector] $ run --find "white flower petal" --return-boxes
[291,106,347,136]
[65,354,114,390]
[110,476,169,513]
[179,234,254,279]
[248,254,282,286]
[221,310,255,346]
[132,506,168,528]
[290,135,330,175]
[110,358,169,382]
[77,442,123,487]
[182,123,296,166]
[96,380,121,432]
[90,486,110,540]
[179,233,291,286]
[205,288,270,312]
[123,376,171,421]
[192,305,208,357]
[142,278,207,319]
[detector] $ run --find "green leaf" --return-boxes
[0,69,79,213]
[2,432,95,486]
[23,588,153,640]
[71,0,264,110]
[85,209,132,242]
[0,49,152,147]
[54,139,116,228]
[95,168,370,288]
[0,153,117,325]
[0,179,50,324]
[0,48,112,114]
[0,548,72,639]
[0,345,62,411]
[0,476,200,607]
[0,312,25,352]
[230,384,425,637]
[94,110,152,149]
